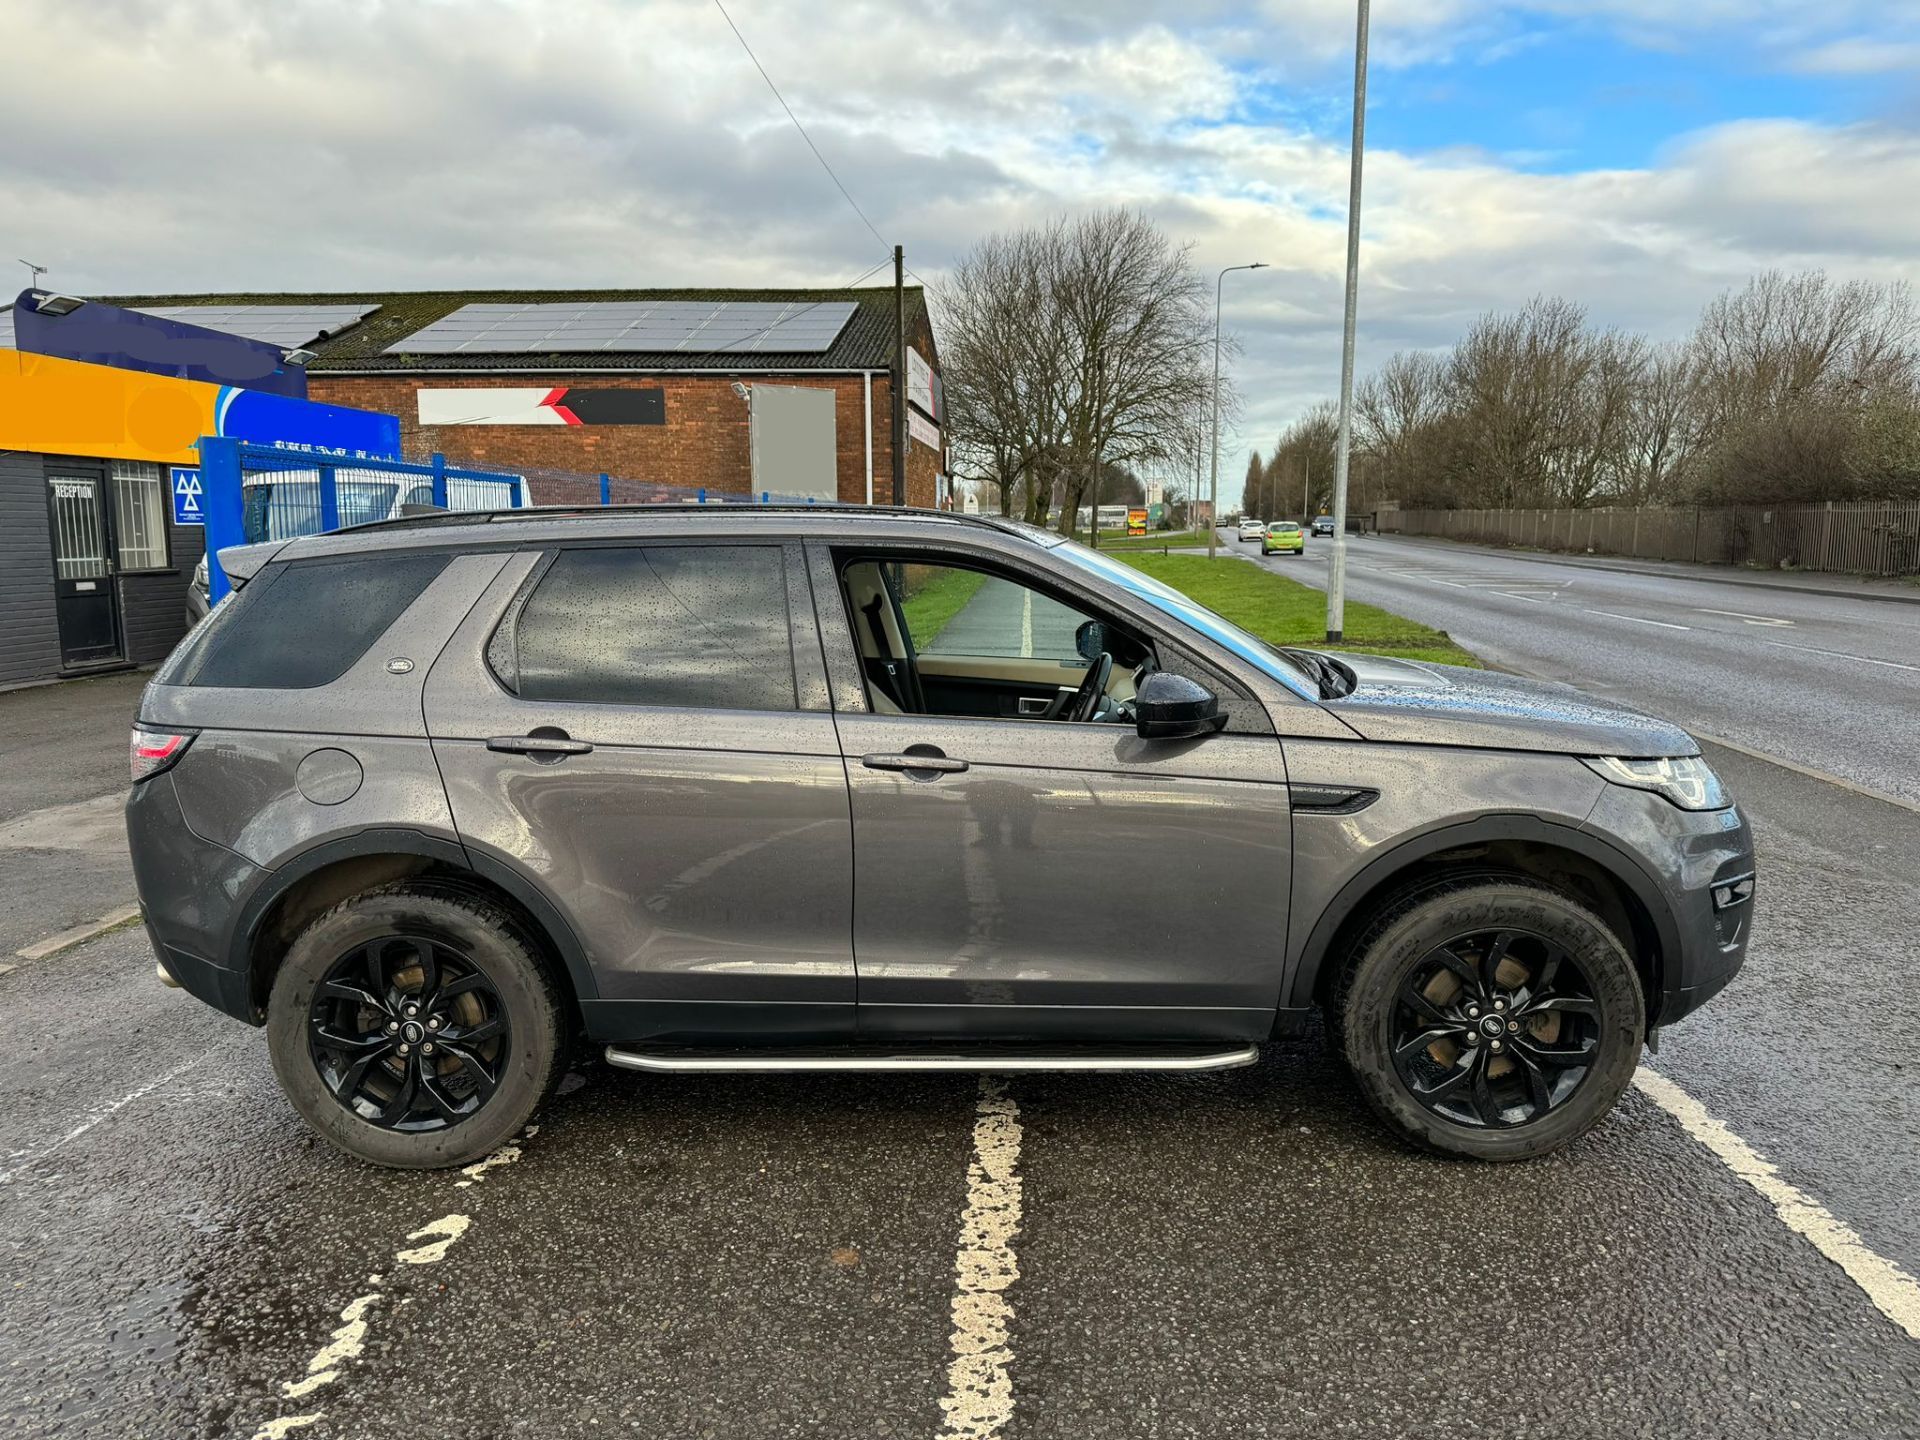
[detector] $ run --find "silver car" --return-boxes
[127,507,1754,1168]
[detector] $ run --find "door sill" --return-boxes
[603,1042,1260,1074]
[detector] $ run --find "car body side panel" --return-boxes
[421,547,857,1042]
[1279,740,1611,997]
[169,733,459,869]
[837,712,1293,1020]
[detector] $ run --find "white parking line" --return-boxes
[248,1128,537,1439]
[1634,1068,1920,1342]
[1762,640,1920,673]
[935,1078,1025,1440]
[0,1047,218,1183]
[1697,608,1794,627]
[1582,608,1691,630]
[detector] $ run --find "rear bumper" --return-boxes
[127,774,263,1025]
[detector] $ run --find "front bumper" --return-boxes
[1583,786,1755,1027]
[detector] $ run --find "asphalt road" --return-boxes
[1231,530,1920,1267]
[1239,530,1920,805]
[4,578,1920,1438]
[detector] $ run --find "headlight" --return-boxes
[1581,754,1729,811]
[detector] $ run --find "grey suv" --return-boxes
[127,507,1754,1168]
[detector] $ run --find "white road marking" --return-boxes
[935,1078,1025,1440]
[1692,730,1920,816]
[396,1212,472,1265]
[1582,608,1691,630]
[0,1048,217,1183]
[251,1128,537,1435]
[1020,588,1034,659]
[1634,1068,1920,1342]
[282,1292,382,1399]
[1763,639,1920,673]
[455,1123,538,1187]
[1697,608,1794,627]
[1497,592,1549,604]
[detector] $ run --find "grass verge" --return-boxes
[1119,553,1479,667]
[896,565,987,647]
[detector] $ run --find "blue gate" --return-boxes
[197,436,524,599]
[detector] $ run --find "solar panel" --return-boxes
[133,303,381,348]
[387,300,858,355]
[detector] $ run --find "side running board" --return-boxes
[603,1045,1260,1074]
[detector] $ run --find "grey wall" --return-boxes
[0,452,203,688]
[0,451,62,687]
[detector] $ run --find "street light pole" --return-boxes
[1326,0,1370,642]
[1208,262,1267,559]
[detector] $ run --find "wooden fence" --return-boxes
[1378,501,1920,577]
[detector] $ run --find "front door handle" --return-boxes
[487,728,593,762]
[862,750,969,776]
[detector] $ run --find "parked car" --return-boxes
[1311,516,1336,538]
[1263,521,1305,556]
[129,506,1753,1168]
[1237,518,1266,543]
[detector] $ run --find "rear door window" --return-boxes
[159,552,450,689]
[503,545,797,712]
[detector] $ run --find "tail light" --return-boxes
[130,726,196,783]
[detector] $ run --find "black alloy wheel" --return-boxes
[307,934,509,1132]
[1390,928,1601,1129]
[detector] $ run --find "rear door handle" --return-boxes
[862,751,969,775]
[487,730,593,761]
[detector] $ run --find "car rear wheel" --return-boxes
[267,885,564,1169]
[1333,878,1644,1161]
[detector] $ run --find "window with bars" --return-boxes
[112,462,170,571]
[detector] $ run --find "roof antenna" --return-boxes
[19,259,47,289]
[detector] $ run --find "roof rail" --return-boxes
[337,501,1011,536]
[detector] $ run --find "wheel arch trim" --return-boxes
[1283,813,1680,1012]
[227,826,601,1011]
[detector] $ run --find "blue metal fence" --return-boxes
[199,437,525,599]
[197,436,852,601]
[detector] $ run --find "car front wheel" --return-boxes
[1333,878,1644,1161]
[267,885,564,1168]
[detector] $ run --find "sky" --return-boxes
[5,0,1920,482]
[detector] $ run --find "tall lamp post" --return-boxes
[1326,0,1370,641]
[1208,262,1268,559]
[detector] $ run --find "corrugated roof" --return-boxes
[102,286,927,373]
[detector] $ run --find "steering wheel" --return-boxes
[1069,651,1114,722]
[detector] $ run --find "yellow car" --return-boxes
[1262,521,1305,556]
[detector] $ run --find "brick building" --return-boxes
[109,286,945,507]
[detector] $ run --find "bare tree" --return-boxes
[939,210,1216,532]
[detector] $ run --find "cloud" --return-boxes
[2,0,1918,473]
[1789,37,1920,74]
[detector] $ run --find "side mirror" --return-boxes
[1075,619,1109,662]
[1134,671,1227,741]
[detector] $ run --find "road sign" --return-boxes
[1126,507,1148,537]
[171,466,205,525]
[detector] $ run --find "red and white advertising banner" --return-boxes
[418,387,665,426]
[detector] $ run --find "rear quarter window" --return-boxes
[158,552,450,689]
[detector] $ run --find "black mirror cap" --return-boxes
[1134,671,1227,740]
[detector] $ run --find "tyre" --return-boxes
[1333,878,1644,1161]
[267,885,565,1168]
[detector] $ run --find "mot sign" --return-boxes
[171,466,206,525]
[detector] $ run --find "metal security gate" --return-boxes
[45,464,123,668]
